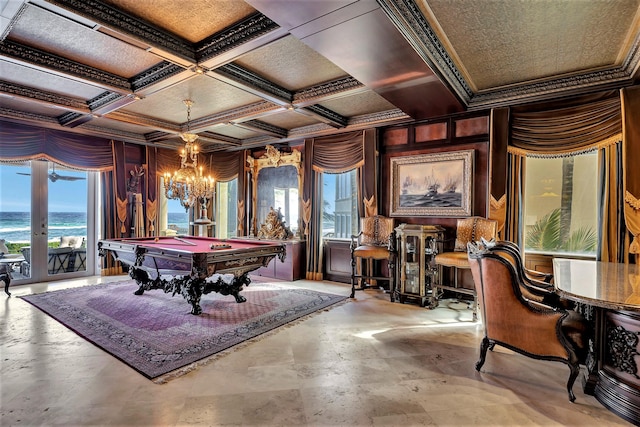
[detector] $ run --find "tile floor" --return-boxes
[0,276,633,426]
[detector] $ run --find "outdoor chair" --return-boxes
[48,247,73,274]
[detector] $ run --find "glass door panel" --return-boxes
[46,162,88,277]
[0,161,33,280]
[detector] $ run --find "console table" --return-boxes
[553,258,640,425]
[232,237,305,281]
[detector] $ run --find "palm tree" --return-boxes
[559,157,574,245]
[526,208,597,253]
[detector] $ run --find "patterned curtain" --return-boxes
[145,146,158,236]
[111,140,129,239]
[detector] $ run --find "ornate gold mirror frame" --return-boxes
[247,145,303,238]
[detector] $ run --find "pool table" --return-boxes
[98,236,286,314]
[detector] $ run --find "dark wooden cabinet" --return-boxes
[323,239,352,283]
[237,238,305,281]
[523,252,554,275]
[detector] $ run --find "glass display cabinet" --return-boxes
[395,224,445,307]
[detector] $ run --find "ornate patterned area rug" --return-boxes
[20,280,347,381]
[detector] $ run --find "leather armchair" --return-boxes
[481,239,572,309]
[468,242,589,402]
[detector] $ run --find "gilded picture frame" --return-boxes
[390,150,474,217]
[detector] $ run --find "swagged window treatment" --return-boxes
[501,92,626,262]
[0,122,120,272]
[303,130,377,280]
[0,121,113,168]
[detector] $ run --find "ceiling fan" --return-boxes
[16,165,86,182]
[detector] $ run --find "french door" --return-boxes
[0,160,99,284]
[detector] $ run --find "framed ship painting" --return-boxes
[390,150,473,217]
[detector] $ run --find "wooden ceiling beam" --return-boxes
[208,63,292,107]
[0,80,89,113]
[0,40,131,93]
[233,120,288,138]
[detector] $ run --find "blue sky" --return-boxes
[0,163,87,212]
[1,162,336,214]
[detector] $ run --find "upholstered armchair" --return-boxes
[433,216,497,320]
[482,238,553,283]
[350,215,396,300]
[468,243,589,402]
[481,239,571,309]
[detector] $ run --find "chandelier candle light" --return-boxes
[163,99,215,224]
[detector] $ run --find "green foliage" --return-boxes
[563,227,597,252]
[6,242,59,254]
[526,208,597,253]
[526,209,560,251]
[6,242,29,254]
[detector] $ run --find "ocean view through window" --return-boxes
[1,160,95,282]
[1,162,88,245]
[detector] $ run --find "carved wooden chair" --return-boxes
[433,216,498,320]
[467,242,589,402]
[350,215,396,300]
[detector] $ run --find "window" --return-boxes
[159,179,238,238]
[523,152,598,256]
[322,169,358,239]
[273,186,298,235]
[215,179,238,238]
[159,179,189,236]
[165,198,189,235]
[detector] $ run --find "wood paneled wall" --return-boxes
[380,111,490,240]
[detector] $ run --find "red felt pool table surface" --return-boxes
[98,236,286,277]
[97,236,287,315]
[111,236,276,253]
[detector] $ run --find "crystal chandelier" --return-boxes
[163,100,215,220]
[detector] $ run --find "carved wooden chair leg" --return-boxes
[567,358,580,402]
[475,337,491,371]
[350,252,357,298]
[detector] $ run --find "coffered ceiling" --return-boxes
[0,0,638,153]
